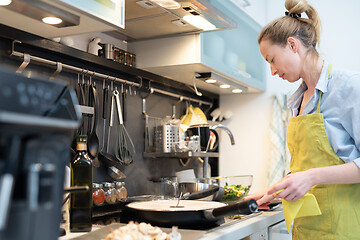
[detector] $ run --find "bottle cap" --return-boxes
[76,135,87,143]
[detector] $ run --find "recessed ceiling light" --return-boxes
[220,84,230,89]
[205,79,216,83]
[42,16,63,25]
[0,0,11,6]
[232,89,243,93]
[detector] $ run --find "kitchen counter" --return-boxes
[59,208,285,240]
[199,208,285,240]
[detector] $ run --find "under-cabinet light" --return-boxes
[195,72,248,92]
[42,16,63,25]
[183,15,216,30]
[0,0,11,6]
[220,84,230,89]
[232,89,243,93]
[149,0,181,9]
[205,78,217,84]
[4,0,79,28]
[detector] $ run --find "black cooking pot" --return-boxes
[179,182,222,200]
[186,124,219,152]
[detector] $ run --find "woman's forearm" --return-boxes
[308,161,360,185]
[268,161,360,201]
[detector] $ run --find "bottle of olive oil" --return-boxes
[70,135,93,232]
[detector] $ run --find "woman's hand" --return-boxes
[243,189,275,209]
[268,170,314,202]
[244,169,316,208]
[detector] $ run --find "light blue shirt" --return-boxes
[287,61,360,168]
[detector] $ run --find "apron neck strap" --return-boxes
[316,64,332,113]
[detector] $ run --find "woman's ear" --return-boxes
[287,37,298,53]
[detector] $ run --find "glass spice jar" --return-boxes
[103,182,116,204]
[92,183,105,206]
[115,181,127,201]
[120,182,127,199]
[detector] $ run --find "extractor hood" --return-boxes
[0,0,236,41]
[104,0,237,41]
[0,0,117,38]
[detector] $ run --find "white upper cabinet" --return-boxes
[229,0,268,26]
[129,0,267,94]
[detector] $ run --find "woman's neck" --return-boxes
[301,56,324,93]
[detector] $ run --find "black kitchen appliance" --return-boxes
[0,66,81,240]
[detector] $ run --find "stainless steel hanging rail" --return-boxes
[10,40,213,106]
[150,88,211,106]
[10,40,138,87]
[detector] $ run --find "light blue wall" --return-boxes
[219,0,360,193]
[267,0,360,72]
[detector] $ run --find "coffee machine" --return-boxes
[0,66,81,240]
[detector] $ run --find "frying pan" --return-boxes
[126,199,257,228]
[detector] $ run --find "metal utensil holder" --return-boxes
[144,115,180,153]
[154,124,179,153]
[142,96,180,153]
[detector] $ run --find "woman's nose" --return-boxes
[270,65,277,76]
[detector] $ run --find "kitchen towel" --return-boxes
[180,105,207,127]
[267,94,290,187]
[281,193,322,232]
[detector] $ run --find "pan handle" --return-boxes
[204,199,258,220]
[183,185,219,200]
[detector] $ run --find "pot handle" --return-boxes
[183,185,219,200]
[204,199,258,220]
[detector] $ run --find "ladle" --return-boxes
[87,81,100,163]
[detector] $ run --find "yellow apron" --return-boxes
[287,65,360,240]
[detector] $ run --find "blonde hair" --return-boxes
[258,0,321,56]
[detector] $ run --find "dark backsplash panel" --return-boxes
[0,27,219,197]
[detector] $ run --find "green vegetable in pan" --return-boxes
[221,183,250,202]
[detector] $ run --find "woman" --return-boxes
[244,0,360,239]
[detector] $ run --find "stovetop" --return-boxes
[90,196,273,231]
[92,205,262,231]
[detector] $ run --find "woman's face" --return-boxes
[259,38,302,83]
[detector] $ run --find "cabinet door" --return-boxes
[228,0,268,26]
[268,220,292,240]
[241,228,268,240]
[201,0,267,91]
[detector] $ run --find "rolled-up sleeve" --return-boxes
[339,73,360,168]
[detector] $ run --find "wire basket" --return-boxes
[154,125,179,153]
[145,116,179,153]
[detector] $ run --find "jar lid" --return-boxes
[103,182,112,187]
[93,183,101,188]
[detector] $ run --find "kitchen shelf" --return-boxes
[143,151,219,159]
[92,203,124,218]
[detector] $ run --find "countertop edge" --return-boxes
[198,209,285,240]
[59,209,285,240]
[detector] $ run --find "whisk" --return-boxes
[113,89,135,165]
